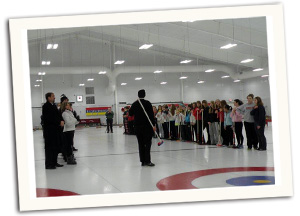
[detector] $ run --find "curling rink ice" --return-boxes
[33,124,274,197]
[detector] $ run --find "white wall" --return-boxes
[31,72,271,127]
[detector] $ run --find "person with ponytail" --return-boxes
[250,96,267,151]
[223,104,233,147]
[231,99,244,149]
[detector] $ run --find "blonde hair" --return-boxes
[61,102,71,112]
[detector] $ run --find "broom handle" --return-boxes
[137,99,161,141]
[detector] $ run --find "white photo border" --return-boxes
[9,4,293,211]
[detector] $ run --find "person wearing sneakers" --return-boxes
[231,99,244,149]
[61,102,78,165]
[236,94,258,150]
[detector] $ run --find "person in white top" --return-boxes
[156,105,164,138]
[61,102,78,165]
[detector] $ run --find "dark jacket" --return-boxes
[105,111,114,120]
[202,106,210,123]
[42,101,62,150]
[129,99,154,128]
[250,105,266,127]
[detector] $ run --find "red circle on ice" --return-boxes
[156,167,274,190]
[36,188,80,197]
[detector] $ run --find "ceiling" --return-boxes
[27,17,268,79]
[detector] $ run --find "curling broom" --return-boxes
[137,98,164,146]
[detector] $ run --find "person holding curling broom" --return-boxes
[129,89,161,167]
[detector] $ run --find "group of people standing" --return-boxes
[150,93,267,151]
[42,93,80,169]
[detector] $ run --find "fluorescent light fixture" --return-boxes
[53,44,58,49]
[87,78,94,81]
[139,44,153,49]
[36,79,42,82]
[121,83,127,85]
[253,68,264,72]
[34,85,40,87]
[240,59,254,63]
[98,71,107,74]
[135,77,142,80]
[179,76,187,79]
[160,82,167,85]
[233,80,241,82]
[46,61,51,65]
[47,44,53,49]
[220,43,237,49]
[79,83,85,86]
[41,61,46,65]
[205,69,215,73]
[114,60,125,64]
[261,75,269,78]
[38,72,46,75]
[221,75,230,78]
[42,61,51,65]
[154,70,163,73]
[180,60,192,64]
[197,81,205,84]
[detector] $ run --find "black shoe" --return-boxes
[46,166,56,169]
[56,163,64,167]
[258,148,266,151]
[73,147,78,151]
[141,162,146,166]
[145,162,155,167]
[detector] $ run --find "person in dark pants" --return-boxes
[129,89,156,167]
[236,94,258,150]
[42,92,65,169]
[105,107,114,133]
[202,100,211,144]
[250,96,267,151]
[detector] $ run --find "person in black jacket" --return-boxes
[129,89,156,167]
[250,96,267,151]
[42,92,65,169]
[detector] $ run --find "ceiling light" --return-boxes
[240,59,254,63]
[47,44,53,49]
[121,83,127,85]
[38,72,46,75]
[34,85,40,87]
[36,79,42,82]
[221,75,230,78]
[179,76,187,79]
[114,60,125,64]
[233,80,241,82]
[261,75,269,78]
[98,71,107,74]
[53,44,58,49]
[160,82,167,85]
[46,61,51,65]
[197,81,205,84]
[135,77,142,80]
[139,44,153,49]
[87,78,94,81]
[220,43,237,49]
[180,60,192,64]
[205,69,215,73]
[154,70,163,73]
[253,68,264,72]
[41,61,46,65]
[79,84,85,86]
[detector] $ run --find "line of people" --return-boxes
[42,93,80,169]
[125,93,267,151]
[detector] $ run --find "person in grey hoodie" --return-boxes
[236,94,258,150]
[61,102,78,164]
